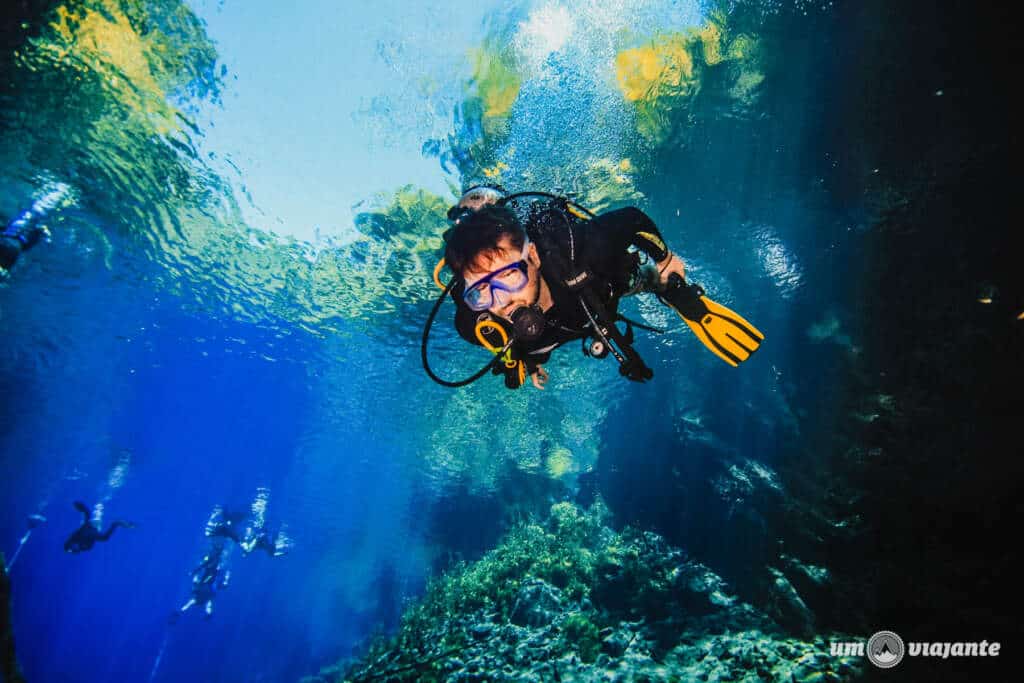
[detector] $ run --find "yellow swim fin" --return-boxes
[660,274,764,367]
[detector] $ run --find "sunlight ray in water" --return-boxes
[4,0,1008,681]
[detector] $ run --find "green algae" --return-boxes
[328,502,865,683]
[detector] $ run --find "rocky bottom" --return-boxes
[305,502,864,683]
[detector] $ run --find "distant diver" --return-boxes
[205,499,291,558]
[422,185,764,389]
[240,527,290,558]
[0,182,71,274]
[0,215,46,272]
[204,506,248,544]
[63,502,134,554]
[174,540,230,620]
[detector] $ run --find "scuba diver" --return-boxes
[63,501,134,554]
[0,182,70,274]
[422,185,765,389]
[240,527,290,557]
[205,503,290,557]
[0,211,47,272]
[204,506,247,544]
[174,540,231,620]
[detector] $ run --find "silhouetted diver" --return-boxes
[205,506,247,544]
[63,502,134,553]
[172,540,230,620]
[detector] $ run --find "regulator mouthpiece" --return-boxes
[510,305,546,342]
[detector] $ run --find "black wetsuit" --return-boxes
[191,553,223,592]
[0,238,21,270]
[453,206,670,369]
[174,543,229,619]
[0,219,45,270]
[207,517,245,544]
[63,502,131,553]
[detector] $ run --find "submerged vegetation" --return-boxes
[614,11,764,145]
[3,0,222,229]
[308,502,863,683]
[435,2,765,201]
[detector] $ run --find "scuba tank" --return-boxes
[422,189,655,387]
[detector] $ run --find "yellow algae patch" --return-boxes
[577,157,644,212]
[728,33,758,60]
[698,22,723,65]
[546,446,575,479]
[469,44,521,136]
[483,161,510,179]
[614,14,763,144]
[615,39,695,102]
[39,1,179,133]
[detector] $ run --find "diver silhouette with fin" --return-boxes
[171,540,230,621]
[63,502,134,554]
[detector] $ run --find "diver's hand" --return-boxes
[656,252,686,288]
[531,365,549,390]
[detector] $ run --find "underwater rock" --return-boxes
[601,628,632,657]
[330,503,864,682]
[469,622,493,640]
[777,554,833,620]
[1,555,26,683]
[509,578,564,628]
[766,567,816,637]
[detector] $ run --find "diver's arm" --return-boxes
[530,365,549,390]
[592,207,686,286]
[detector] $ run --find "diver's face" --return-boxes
[463,236,541,321]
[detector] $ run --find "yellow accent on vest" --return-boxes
[637,231,666,252]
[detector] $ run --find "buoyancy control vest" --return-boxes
[421,191,656,388]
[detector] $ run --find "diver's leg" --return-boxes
[98,520,135,541]
[204,601,213,618]
[73,501,90,522]
[180,599,196,612]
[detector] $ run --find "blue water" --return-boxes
[2,310,403,679]
[4,0,996,681]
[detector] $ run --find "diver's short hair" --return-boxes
[444,205,526,275]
